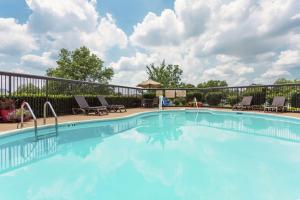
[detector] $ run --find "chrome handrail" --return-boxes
[43,101,58,135]
[19,102,37,137]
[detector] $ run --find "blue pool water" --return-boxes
[1,110,300,199]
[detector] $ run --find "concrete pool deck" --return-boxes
[1,107,300,134]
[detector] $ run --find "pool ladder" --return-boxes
[18,101,58,139]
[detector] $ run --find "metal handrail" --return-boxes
[19,102,37,137]
[43,101,58,135]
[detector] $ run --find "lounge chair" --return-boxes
[162,97,173,106]
[97,96,126,112]
[73,96,108,115]
[232,96,253,110]
[264,96,287,112]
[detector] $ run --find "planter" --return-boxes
[0,109,16,122]
[0,108,31,123]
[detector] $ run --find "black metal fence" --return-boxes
[142,84,300,112]
[0,71,142,117]
[2,71,300,117]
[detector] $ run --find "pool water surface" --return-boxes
[0,110,300,200]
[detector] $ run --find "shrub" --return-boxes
[0,98,15,110]
[174,98,187,106]
[8,95,141,117]
[142,93,156,99]
[205,92,223,106]
[226,95,241,106]
[291,93,300,108]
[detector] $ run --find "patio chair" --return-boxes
[162,97,174,106]
[73,96,108,115]
[152,97,159,107]
[264,96,287,112]
[232,96,253,110]
[97,96,127,112]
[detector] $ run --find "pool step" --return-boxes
[35,127,58,140]
[36,132,57,140]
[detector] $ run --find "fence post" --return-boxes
[8,75,11,97]
[46,79,49,101]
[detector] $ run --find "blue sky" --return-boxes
[0,0,299,86]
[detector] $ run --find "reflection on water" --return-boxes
[1,111,300,174]
[0,136,57,174]
[136,113,184,147]
[187,112,300,143]
[0,117,139,174]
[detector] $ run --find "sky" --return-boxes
[0,0,299,87]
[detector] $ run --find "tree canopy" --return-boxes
[146,60,183,88]
[197,80,228,88]
[47,46,113,83]
[274,78,300,85]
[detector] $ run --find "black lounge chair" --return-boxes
[264,96,287,112]
[97,96,127,112]
[73,96,108,115]
[232,96,253,110]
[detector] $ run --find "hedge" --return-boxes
[291,93,300,108]
[226,95,241,106]
[205,92,224,106]
[4,96,141,118]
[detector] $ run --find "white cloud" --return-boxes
[0,18,37,55]
[130,10,182,48]
[201,62,254,84]
[26,0,128,59]
[275,50,300,66]
[1,0,300,86]
[26,0,98,33]
[80,14,128,57]
[110,52,162,86]
[125,0,300,85]
[0,0,128,73]
[21,52,56,70]
[261,50,300,80]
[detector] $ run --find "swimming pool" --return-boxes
[1,109,300,199]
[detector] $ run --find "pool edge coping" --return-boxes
[2,108,300,138]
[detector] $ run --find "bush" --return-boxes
[291,93,300,108]
[186,92,204,102]
[8,95,141,117]
[142,93,156,99]
[205,92,223,106]
[174,98,187,106]
[226,95,241,106]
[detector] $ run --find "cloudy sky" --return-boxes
[0,0,299,86]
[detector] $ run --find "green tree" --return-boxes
[146,60,183,88]
[182,83,196,88]
[274,78,300,84]
[197,80,228,88]
[47,46,113,83]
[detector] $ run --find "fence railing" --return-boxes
[1,71,300,116]
[0,71,142,117]
[142,84,300,112]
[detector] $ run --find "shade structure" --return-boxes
[156,90,163,97]
[165,90,176,98]
[176,90,186,97]
[137,79,161,88]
